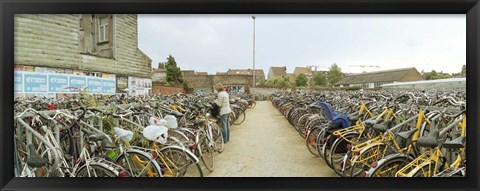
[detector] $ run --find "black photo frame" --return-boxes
[1,0,479,191]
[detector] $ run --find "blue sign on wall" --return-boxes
[87,78,103,94]
[103,79,116,94]
[24,73,48,93]
[15,71,117,95]
[14,72,23,93]
[69,76,87,92]
[49,75,69,93]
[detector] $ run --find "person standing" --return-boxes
[214,83,232,144]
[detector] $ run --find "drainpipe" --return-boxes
[113,14,117,59]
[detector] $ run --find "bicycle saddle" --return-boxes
[347,113,360,123]
[397,128,418,140]
[27,144,47,168]
[416,129,441,148]
[372,120,393,133]
[364,118,383,127]
[442,136,465,149]
[114,127,133,142]
[88,133,107,142]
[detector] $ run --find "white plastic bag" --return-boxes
[149,116,167,126]
[164,115,178,129]
[142,125,169,144]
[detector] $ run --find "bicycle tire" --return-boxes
[348,144,388,177]
[305,126,321,157]
[75,164,118,177]
[368,156,412,177]
[159,147,204,177]
[116,150,162,177]
[198,137,215,172]
[329,134,358,176]
[212,123,224,153]
[232,110,246,125]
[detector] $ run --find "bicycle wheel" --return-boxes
[198,137,215,172]
[368,156,412,177]
[116,150,162,177]
[232,110,246,125]
[348,144,388,177]
[212,123,224,153]
[248,101,256,109]
[76,164,118,177]
[329,134,358,176]
[159,147,203,177]
[305,126,322,157]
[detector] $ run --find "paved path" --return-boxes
[204,101,337,177]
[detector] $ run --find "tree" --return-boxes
[424,70,453,80]
[312,72,327,86]
[296,73,308,87]
[327,63,343,85]
[158,62,166,69]
[164,55,185,87]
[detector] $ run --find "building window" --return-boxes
[98,16,109,43]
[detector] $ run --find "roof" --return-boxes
[153,68,166,72]
[288,73,296,84]
[196,72,208,75]
[335,67,421,85]
[270,66,287,77]
[294,67,313,76]
[227,69,265,77]
[216,72,227,75]
[382,78,465,87]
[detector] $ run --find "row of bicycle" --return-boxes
[14,94,252,177]
[271,90,466,177]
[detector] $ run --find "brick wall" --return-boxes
[152,86,185,95]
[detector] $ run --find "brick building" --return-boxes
[14,14,152,96]
[183,70,253,93]
[227,69,265,84]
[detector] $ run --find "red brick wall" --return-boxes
[152,86,185,95]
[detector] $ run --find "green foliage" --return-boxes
[295,73,308,87]
[327,63,343,85]
[164,55,184,87]
[424,70,454,80]
[158,62,166,69]
[258,76,290,88]
[344,86,362,91]
[312,72,328,86]
[79,88,97,107]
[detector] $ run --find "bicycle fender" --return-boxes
[364,153,409,177]
[160,145,200,163]
[115,149,163,177]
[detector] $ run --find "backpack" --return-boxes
[211,102,220,117]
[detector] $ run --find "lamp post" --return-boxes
[252,16,256,96]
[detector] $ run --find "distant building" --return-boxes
[227,69,265,84]
[294,67,313,77]
[152,68,167,83]
[183,70,253,93]
[287,73,296,85]
[334,67,424,89]
[461,65,466,77]
[268,66,287,79]
[294,67,314,85]
[382,78,465,90]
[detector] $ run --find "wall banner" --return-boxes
[14,71,117,95]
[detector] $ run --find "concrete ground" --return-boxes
[204,101,337,177]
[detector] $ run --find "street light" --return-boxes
[252,16,256,96]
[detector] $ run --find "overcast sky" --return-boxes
[138,14,465,75]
